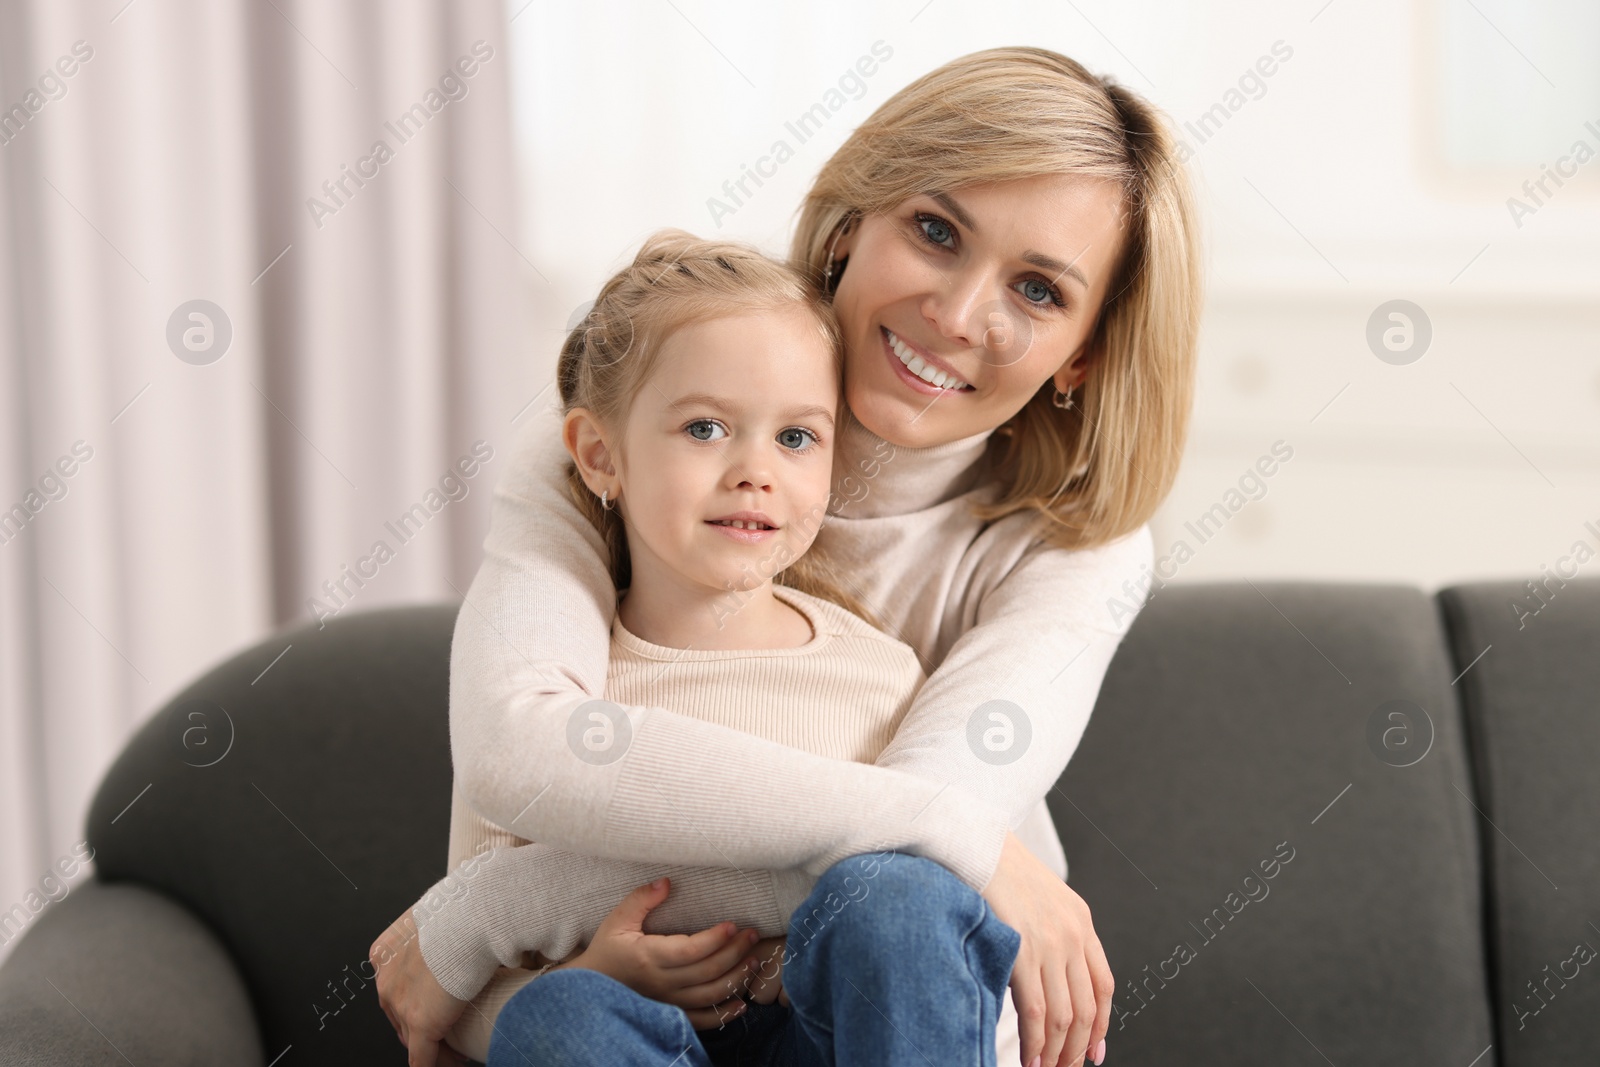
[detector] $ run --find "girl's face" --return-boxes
[606,307,839,598]
[828,174,1128,449]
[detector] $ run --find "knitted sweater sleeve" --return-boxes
[448,405,1008,891]
[871,517,1156,827]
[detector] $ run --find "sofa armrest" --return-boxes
[0,879,264,1066]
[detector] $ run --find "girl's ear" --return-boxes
[562,408,620,499]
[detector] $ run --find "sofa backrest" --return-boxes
[79,580,1597,1065]
[1053,582,1497,1066]
[1437,578,1600,1067]
[85,604,459,1063]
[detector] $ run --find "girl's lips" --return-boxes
[880,326,973,398]
[705,521,778,544]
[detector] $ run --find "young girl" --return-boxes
[378,45,1200,1067]
[430,230,971,1064]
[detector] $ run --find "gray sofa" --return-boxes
[1,578,1595,1065]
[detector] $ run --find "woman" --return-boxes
[374,45,1199,1067]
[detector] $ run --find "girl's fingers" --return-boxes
[682,995,747,1031]
[602,880,672,934]
[660,926,760,982]
[651,921,743,968]
[665,956,762,1007]
[1038,956,1076,1067]
[1011,959,1047,1067]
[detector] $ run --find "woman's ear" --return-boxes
[1053,338,1098,394]
[562,408,620,500]
[827,212,861,263]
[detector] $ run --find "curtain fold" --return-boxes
[0,0,526,962]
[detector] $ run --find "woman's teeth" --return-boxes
[712,519,772,530]
[886,329,972,391]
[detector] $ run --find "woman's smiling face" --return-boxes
[828,174,1128,449]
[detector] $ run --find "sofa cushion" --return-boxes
[1437,577,1600,1067]
[1053,582,1496,1065]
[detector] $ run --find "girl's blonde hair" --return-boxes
[793,46,1202,550]
[557,229,876,623]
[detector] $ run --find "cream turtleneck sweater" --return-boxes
[418,402,1154,1061]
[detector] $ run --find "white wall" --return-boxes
[503,0,1600,591]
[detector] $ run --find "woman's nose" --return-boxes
[920,267,990,347]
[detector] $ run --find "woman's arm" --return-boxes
[872,518,1156,826]
[451,405,1008,889]
[414,843,808,1000]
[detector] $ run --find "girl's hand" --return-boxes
[370,907,473,1067]
[981,831,1113,1067]
[745,935,790,1006]
[550,877,768,1029]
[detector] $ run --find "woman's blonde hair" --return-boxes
[557,228,877,623]
[792,46,1202,550]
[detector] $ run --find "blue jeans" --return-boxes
[485,851,1021,1066]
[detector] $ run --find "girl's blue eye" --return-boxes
[918,215,954,247]
[686,419,726,442]
[1017,277,1063,306]
[777,427,817,451]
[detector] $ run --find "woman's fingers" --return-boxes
[1084,929,1115,1061]
[1059,947,1099,1066]
[1038,953,1076,1067]
[1011,958,1047,1067]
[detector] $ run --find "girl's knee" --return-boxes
[492,968,697,1066]
[814,851,965,904]
[792,852,979,947]
[500,967,649,1024]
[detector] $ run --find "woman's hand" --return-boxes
[369,907,473,1067]
[981,831,1113,1067]
[550,877,770,1029]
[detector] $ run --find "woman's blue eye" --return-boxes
[918,216,954,247]
[686,419,726,442]
[778,427,817,451]
[1017,278,1061,306]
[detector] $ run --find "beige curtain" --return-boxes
[0,0,529,960]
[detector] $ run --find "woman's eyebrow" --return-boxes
[930,191,978,231]
[1022,250,1090,290]
[931,190,1090,289]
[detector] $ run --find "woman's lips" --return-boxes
[880,326,972,397]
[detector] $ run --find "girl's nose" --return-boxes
[725,449,774,492]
